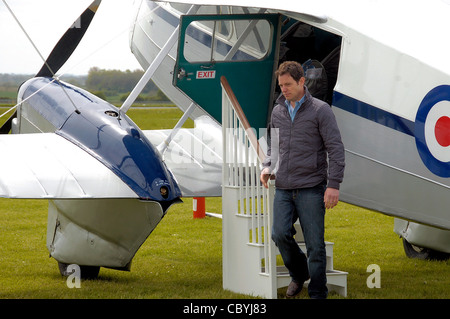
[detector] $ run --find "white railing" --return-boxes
[221,76,277,297]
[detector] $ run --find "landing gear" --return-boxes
[402,239,450,261]
[58,262,100,279]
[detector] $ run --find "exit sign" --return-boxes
[196,70,216,79]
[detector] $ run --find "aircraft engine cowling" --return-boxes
[17,77,182,206]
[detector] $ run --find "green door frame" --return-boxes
[173,13,281,133]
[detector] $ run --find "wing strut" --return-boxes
[157,102,197,155]
[119,5,200,116]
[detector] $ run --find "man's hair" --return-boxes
[275,61,304,82]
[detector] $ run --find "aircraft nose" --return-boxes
[60,110,181,201]
[18,77,182,202]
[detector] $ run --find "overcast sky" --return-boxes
[0,0,143,75]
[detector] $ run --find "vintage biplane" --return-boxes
[1,0,449,280]
[130,0,450,260]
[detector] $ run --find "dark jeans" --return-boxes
[272,183,328,298]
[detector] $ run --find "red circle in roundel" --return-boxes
[435,116,450,147]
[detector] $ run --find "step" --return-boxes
[225,203,347,297]
[262,265,348,297]
[249,240,336,271]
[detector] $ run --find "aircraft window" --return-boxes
[170,4,231,15]
[231,7,264,14]
[197,6,231,15]
[169,3,191,14]
[197,20,232,38]
[183,19,271,63]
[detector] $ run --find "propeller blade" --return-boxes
[36,0,101,77]
[0,110,17,134]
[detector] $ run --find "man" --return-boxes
[260,61,345,299]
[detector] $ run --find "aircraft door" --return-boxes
[173,13,281,132]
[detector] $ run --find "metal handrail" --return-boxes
[220,76,266,163]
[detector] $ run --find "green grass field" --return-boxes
[0,106,448,299]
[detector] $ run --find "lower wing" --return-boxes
[142,116,223,197]
[0,133,137,199]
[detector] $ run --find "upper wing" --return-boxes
[0,133,137,199]
[164,0,328,23]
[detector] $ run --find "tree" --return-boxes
[85,67,158,96]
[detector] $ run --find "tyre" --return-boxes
[58,262,100,279]
[402,239,450,261]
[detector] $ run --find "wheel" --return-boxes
[402,239,450,261]
[58,262,100,279]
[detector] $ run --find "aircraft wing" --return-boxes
[160,0,328,22]
[142,116,223,197]
[0,133,137,199]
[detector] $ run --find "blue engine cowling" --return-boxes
[19,77,182,205]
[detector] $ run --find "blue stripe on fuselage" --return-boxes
[333,91,415,137]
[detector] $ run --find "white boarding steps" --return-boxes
[221,77,347,298]
[275,223,348,297]
[222,185,348,298]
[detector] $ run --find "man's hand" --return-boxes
[324,187,339,209]
[260,167,271,188]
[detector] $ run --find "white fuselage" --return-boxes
[130,0,450,253]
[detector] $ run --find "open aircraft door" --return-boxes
[173,13,281,132]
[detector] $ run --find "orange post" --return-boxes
[193,197,206,219]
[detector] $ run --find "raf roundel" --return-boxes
[435,116,450,147]
[415,85,450,177]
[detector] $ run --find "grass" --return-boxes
[324,203,449,299]
[0,197,238,299]
[0,107,448,299]
[127,106,194,130]
[0,198,448,299]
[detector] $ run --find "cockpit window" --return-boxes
[183,18,272,63]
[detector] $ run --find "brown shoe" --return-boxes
[286,280,303,298]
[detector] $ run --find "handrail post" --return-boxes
[220,76,266,163]
[221,75,278,298]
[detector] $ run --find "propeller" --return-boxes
[0,0,102,134]
[36,0,102,77]
[0,110,17,134]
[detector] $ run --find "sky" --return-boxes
[0,0,143,75]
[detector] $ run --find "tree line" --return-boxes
[0,67,170,103]
[86,68,153,94]
[85,67,169,102]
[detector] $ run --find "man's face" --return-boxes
[278,73,305,103]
